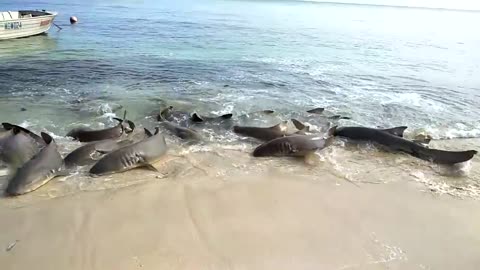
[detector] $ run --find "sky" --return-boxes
[315,0,480,10]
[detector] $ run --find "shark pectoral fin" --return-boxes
[304,151,320,166]
[142,163,159,172]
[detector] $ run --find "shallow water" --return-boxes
[0,0,479,199]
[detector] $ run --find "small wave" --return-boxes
[97,103,114,115]
[409,169,480,198]
[391,75,429,83]
[48,131,66,140]
[379,92,444,111]
[211,104,234,115]
[18,120,35,129]
[421,123,480,139]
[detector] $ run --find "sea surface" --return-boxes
[0,0,479,201]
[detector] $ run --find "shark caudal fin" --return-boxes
[158,106,174,122]
[113,110,128,123]
[113,110,135,133]
[412,147,477,165]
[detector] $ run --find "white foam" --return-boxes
[409,169,479,198]
[97,103,113,115]
[0,168,9,177]
[211,103,234,115]
[18,120,35,128]
[432,160,472,177]
[422,124,480,139]
[47,131,65,140]
[103,113,117,119]
[380,92,445,112]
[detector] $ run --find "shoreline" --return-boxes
[1,136,479,203]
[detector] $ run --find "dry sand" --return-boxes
[1,169,479,270]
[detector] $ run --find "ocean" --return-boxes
[0,0,479,200]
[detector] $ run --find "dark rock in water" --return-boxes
[20,108,27,112]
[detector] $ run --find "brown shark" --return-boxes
[66,111,135,142]
[334,126,477,165]
[6,132,65,196]
[233,121,291,142]
[89,128,168,176]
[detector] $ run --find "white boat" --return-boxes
[0,10,57,40]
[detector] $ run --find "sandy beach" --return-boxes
[1,153,479,270]
[2,0,480,269]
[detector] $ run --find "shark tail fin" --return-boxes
[412,147,477,165]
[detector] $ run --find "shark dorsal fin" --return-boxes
[190,113,203,122]
[144,128,153,137]
[40,132,53,144]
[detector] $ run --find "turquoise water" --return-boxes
[0,0,480,198]
[1,0,479,138]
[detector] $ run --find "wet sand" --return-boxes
[1,167,480,270]
[1,129,479,270]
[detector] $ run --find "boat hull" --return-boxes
[0,12,57,40]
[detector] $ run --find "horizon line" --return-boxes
[303,1,480,12]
